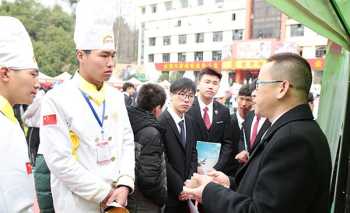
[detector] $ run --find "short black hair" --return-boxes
[122,82,135,92]
[170,78,196,94]
[308,93,314,103]
[238,84,252,97]
[137,83,166,111]
[198,67,222,81]
[267,53,312,96]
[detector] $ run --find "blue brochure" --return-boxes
[196,141,221,172]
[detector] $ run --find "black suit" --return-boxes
[239,111,271,153]
[202,104,332,213]
[159,110,197,213]
[187,97,238,175]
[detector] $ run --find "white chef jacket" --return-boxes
[0,96,34,213]
[40,73,135,212]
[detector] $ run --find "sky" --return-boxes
[1,0,137,27]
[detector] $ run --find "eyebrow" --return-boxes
[100,51,116,55]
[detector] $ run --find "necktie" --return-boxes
[178,120,186,147]
[250,116,260,149]
[203,107,211,130]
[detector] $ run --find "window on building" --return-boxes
[151,4,157,13]
[195,33,204,43]
[198,0,203,6]
[149,37,156,46]
[176,20,182,27]
[179,34,187,44]
[148,54,154,62]
[163,53,170,62]
[315,46,326,58]
[232,13,236,21]
[141,7,146,14]
[290,24,304,37]
[163,36,171,46]
[178,52,186,62]
[212,50,222,61]
[180,0,188,8]
[213,31,223,42]
[232,29,243,40]
[164,1,172,11]
[194,51,203,61]
[252,0,281,39]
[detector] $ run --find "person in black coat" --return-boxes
[230,84,255,165]
[159,78,198,213]
[184,53,332,213]
[123,82,136,106]
[187,67,238,175]
[235,110,271,164]
[127,83,167,213]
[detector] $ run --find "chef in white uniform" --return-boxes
[39,0,135,212]
[0,16,39,212]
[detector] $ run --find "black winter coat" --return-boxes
[127,106,167,212]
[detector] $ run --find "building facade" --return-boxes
[137,0,327,83]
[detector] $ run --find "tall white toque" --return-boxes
[74,0,118,50]
[0,16,38,70]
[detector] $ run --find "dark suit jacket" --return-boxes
[124,93,133,106]
[187,97,238,175]
[159,110,198,208]
[240,111,271,153]
[202,104,332,213]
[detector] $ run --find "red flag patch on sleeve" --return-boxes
[25,162,32,175]
[43,114,57,125]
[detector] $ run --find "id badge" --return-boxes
[96,140,112,165]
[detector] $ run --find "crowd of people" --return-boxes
[0,0,332,213]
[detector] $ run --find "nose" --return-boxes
[107,56,114,67]
[34,78,40,90]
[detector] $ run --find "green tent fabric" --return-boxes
[266,0,350,212]
[266,0,350,50]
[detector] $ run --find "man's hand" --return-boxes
[207,170,230,188]
[235,150,249,163]
[183,173,213,203]
[106,186,130,207]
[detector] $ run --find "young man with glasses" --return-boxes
[184,53,331,213]
[159,78,197,213]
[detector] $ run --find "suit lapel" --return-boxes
[164,110,184,150]
[251,120,271,151]
[193,97,208,133]
[208,102,219,133]
[235,104,314,183]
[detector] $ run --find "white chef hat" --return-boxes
[0,16,38,70]
[74,0,117,50]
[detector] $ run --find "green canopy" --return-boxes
[266,0,350,212]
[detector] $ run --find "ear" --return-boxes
[151,105,162,118]
[0,67,11,82]
[276,80,291,99]
[76,50,86,64]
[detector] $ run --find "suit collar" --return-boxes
[262,104,313,142]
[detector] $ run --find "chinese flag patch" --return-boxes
[25,162,32,175]
[43,114,57,125]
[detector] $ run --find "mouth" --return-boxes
[104,70,113,76]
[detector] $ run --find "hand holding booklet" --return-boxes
[196,141,221,174]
